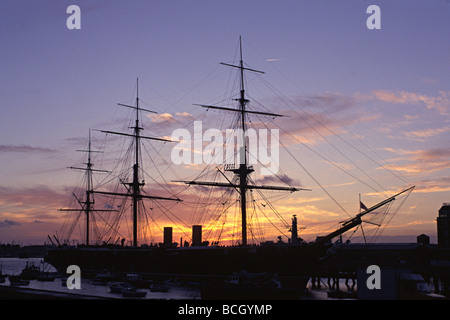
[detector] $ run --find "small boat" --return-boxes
[108,281,134,294]
[8,275,30,286]
[17,262,56,282]
[19,263,41,280]
[150,282,169,292]
[108,281,147,297]
[91,271,118,285]
[123,273,151,288]
[121,287,147,298]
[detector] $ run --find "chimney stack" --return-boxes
[192,225,202,246]
[164,227,173,246]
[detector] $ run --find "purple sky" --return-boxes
[0,0,449,244]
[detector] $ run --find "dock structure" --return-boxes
[310,236,450,297]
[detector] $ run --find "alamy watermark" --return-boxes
[66,265,81,289]
[366,264,381,290]
[170,121,279,176]
[66,5,81,30]
[65,4,380,31]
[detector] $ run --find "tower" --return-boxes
[437,203,450,247]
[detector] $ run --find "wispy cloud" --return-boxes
[0,145,56,153]
[413,176,450,194]
[0,185,68,224]
[147,112,193,123]
[255,174,302,187]
[0,219,21,228]
[372,90,450,115]
[385,148,450,160]
[403,126,450,141]
[421,77,440,85]
[289,92,362,114]
[264,92,381,146]
[148,113,176,123]
[0,185,65,205]
[383,148,450,174]
[145,111,194,132]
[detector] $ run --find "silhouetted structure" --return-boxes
[437,203,450,247]
[192,225,202,246]
[163,227,173,246]
[417,234,430,245]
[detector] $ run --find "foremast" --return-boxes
[59,130,113,246]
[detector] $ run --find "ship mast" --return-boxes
[94,78,181,247]
[60,130,112,246]
[132,79,144,248]
[237,36,251,246]
[179,37,310,246]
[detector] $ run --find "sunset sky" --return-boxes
[1,0,449,245]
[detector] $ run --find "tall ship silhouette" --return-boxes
[45,38,414,298]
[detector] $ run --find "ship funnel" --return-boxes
[164,227,173,246]
[192,225,202,246]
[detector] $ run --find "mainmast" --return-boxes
[132,79,143,248]
[94,79,181,247]
[179,37,310,246]
[237,36,251,246]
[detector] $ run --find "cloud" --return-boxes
[175,112,194,119]
[404,114,420,120]
[64,135,105,146]
[421,77,440,85]
[0,219,21,228]
[414,149,450,161]
[255,174,302,187]
[383,148,450,174]
[0,145,56,153]
[147,112,193,123]
[148,113,176,123]
[385,148,450,161]
[290,92,361,114]
[403,126,450,141]
[372,90,450,115]
[262,92,381,146]
[413,176,450,194]
[0,185,69,228]
[145,112,195,134]
[0,185,66,206]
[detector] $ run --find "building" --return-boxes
[437,203,450,247]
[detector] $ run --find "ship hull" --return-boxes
[45,243,325,296]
